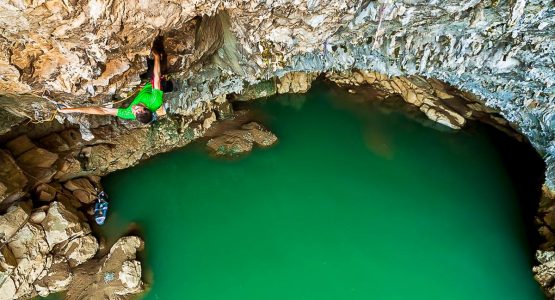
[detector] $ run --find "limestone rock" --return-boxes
[35,183,57,202]
[207,134,253,156]
[66,236,144,300]
[59,129,83,150]
[64,178,96,204]
[534,250,555,299]
[34,256,73,297]
[277,72,318,94]
[0,150,28,204]
[39,133,70,153]
[7,222,51,299]
[56,235,99,268]
[54,155,83,181]
[15,147,59,185]
[5,135,36,157]
[0,246,17,293]
[207,122,277,156]
[0,204,30,244]
[40,202,91,249]
[16,148,59,169]
[241,122,278,147]
[30,211,46,224]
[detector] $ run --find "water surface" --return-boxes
[102,82,545,300]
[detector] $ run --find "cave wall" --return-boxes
[0,1,554,182]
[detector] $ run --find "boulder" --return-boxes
[0,277,16,300]
[0,150,28,204]
[15,147,59,186]
[206,122,277,156]
[241,122,278,147]
[64,178,96,204]
[16,148,59,169]
[66,236,145,300]
[7,222,51,299]
[35,183,57,202]
[40,202,91,249]
[0,246,17,292]
[54,155,83,181]
[207,134,253,156]
[39,133,70,152]
[5,135,36,157]
[63,178,95,193]
[34,256,73,297]
[0,204,30,244]
[56,235,99,268]
[30,211,46,224]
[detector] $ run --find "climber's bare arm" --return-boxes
[152,53,162,90]
[59,107,118,116]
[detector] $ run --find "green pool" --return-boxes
[101,82,545,300]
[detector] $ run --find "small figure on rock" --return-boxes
[59,40,173,124]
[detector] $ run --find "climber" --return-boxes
[59,49,173,124]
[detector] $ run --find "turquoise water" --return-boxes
[102,83,545,300]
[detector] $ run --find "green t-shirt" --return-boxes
[117,83,163,120]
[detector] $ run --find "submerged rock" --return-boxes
[207,122,277,156]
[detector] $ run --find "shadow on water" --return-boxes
[473,122,545,261]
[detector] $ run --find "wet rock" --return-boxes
[41,201,91,249]
[0,150,28,204]
[66,236,144,300]
[207,134,253,156]
[207,122,277,156]
[241,122,278,147]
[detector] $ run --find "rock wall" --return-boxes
[1,1,553,187]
